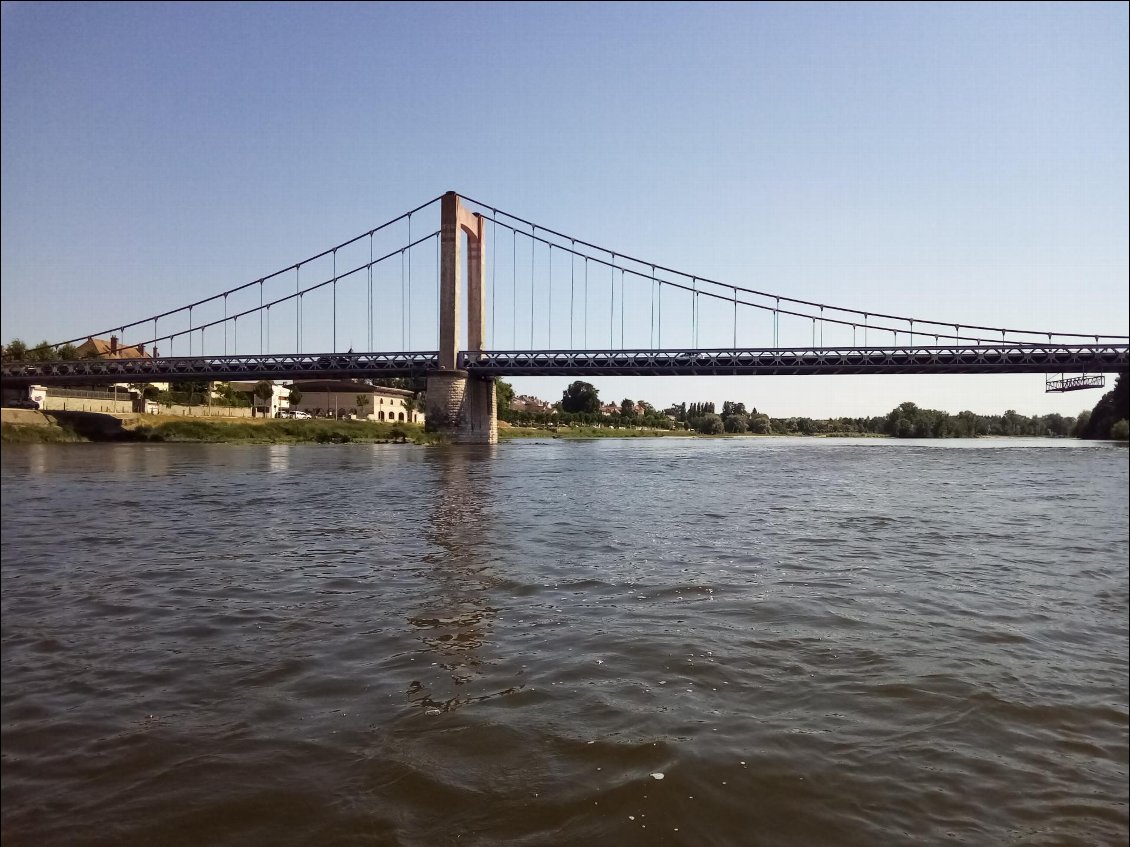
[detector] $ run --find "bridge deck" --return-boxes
[2,345,1127,387]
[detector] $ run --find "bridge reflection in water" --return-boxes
[409,446,523,714]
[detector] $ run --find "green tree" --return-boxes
[561,381,600,414]
[955,410,980,437]
[255,380,275,408]
[2,339,28,362]
[288,388,303,406]
[128,383,160,401]
[212,382,250,407]
[723,413,749,433]
[24,340,55,362]
[665,402,687,422]
[1078,373,1128,440]
[496,380,515,412]
[161,379,211,405]
[795,417,817,435]
[886,401,917,436]
[1072,410,1091,438]
[1039,413,1071,438]
[1110,419,1129,440]
[695,413,724,434]
[722,401,747,417]
[1000,410,1025,437]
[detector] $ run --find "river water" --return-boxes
[1,438,1127,846]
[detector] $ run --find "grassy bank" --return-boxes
[130,418,442,444]
[1,416,442,445]
[498,425,890,440]
[1,422,88,443]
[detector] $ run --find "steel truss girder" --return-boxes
[2,345,1127,387]
[461,345,1130,376]
[0,352,439,387]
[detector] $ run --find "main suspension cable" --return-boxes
[457,193,1125,342]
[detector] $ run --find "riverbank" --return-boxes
[1,410,441,445]
[498,423,692,439]
[2,411,1090,445]
[496,423,889,440]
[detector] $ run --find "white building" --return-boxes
[286,380,423,423]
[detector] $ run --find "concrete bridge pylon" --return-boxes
[425,191,497,443]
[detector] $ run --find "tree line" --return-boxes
[497,379,1129,440]
[2,339,79,362]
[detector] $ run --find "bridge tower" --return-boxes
[425,191,497,443]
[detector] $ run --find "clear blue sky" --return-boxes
[2,1,1126,417]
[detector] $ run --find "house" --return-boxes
[74,335,169,392]
[285,380,424,423]
[510,394,554,413]
[75,335,157,360]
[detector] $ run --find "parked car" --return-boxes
[5,398,40,410]
[279,409,311,419]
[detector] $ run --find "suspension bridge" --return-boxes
[3,192,1127,442]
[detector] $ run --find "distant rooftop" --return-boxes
[76,335,154,360]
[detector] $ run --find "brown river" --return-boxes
[1,438,1127,846]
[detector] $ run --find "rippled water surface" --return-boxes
[2,438,1127,846]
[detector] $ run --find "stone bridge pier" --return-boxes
[425,192,497,444]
